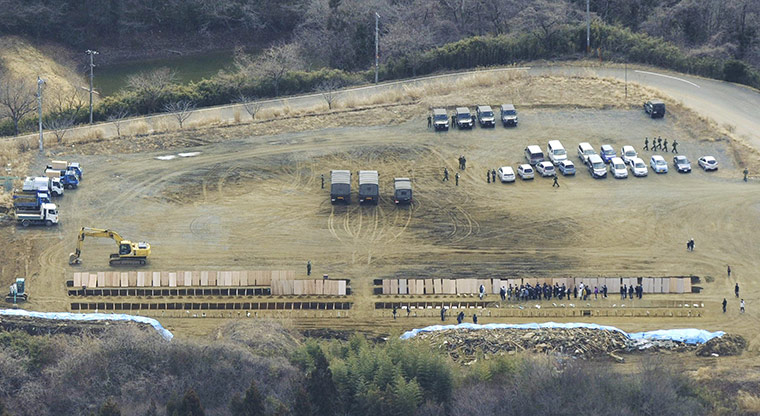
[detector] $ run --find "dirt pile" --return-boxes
[416,328,630,361]
[695,334,747,357]
[0,314,157,336]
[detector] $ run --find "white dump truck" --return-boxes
[16,203,58,227]
[23,176,64,197]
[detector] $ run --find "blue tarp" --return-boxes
[400,322,723,345]
[0,309,173,340]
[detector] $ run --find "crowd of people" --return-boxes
[485,281,642,303]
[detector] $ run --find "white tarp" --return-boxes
[0,309,173,340]
[399,322,723,345]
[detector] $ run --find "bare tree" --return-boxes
[51,88,88,119]
[44,115,75,143]
[127,67,177,113]
[163,100,196,129]
[0,75,36,136]
[236,95,262,120]
[107,108,130,137]
[317,79,342,110]
[236,43,303,96]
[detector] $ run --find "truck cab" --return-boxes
[16,203,58,227]
[432,108,449,131]
[358,170,379,205]
[476,105,495,127]
[45,169,79,189]
[500,104,518,127]
[393,178,412,205]
[454,107,473,129]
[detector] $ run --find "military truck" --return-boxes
[454,107,473,129]
[330,170,352,204]
[432,108,449,131]
[358,170,379,205]
[393,178,412,205]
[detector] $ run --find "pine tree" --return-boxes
[230,382,266,416]
[167,388,205,416]
[306,344,341,415]
[292,386,313,416]
[144,400,158,416]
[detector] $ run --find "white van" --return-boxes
[524,145,544,165]
[577,142,596,165]
[547,140,567,165]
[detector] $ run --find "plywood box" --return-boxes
[442,279,456,294]
[152,272,161,287]
[676,278,684,294]
[606,278,620,293]
[315,279,324,295]
[669,277,679,293]
[239,271,248,286]
[433,279,443,294]
[192,271,200,286]
[258,271,271,286]
[660,278,669,293]
[73,273,82,287]
[200,271,208,286]
[207,271,217,286]
[88,274,97,288]
[160,272,169,287]
[168,272,177,287]
[50,160,68,170]
[406,279,415,295]
[232,271,240,286]
[652,278,661,293]
[137,272,146,287]
[683,278,692,293]
[338,280,346,296]
[383,279,391,295]
[97,272,106,287]
[390,279,398,295]
[128,271,137,287]
[121,272,129,288]
[642,278,653,294]
[398,279,408,294]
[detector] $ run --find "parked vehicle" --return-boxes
[15,203,58,227]
[673,155,692,173]
[23,176,63,197]
[524,145,544,165]
[455,107,473,129]
[497,166,515,182]
[621,145,638,164]
[577,142,596,165]
[536,161,556,177]
[358,170,379,204]
[476,105,495,127]
[628,157,648,177]
[45,169,79,189]
[600,145,616,163]
[698,156,718,171]
[644,100,666,118]
[49,160,82,180]
[500,104,518,127]
[517,164,534,180]
[13,192,51,211]
[558,160,576,176]
[393,178,412,205]
[650,155,668,173]
[609,157,628,179]
[330,170,351,204]
[587,154,607,178]
[547,140,567,165]
[432,108,449,131]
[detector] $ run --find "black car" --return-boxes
[644,100,665,118]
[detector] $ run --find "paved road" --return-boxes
[15,64,760,151]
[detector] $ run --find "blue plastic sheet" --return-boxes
[400,322,723,345]
[0,309,173,340]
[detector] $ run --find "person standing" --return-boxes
[321,174,324,189]
[735,283,740,298]
[671,140,678,153]
[307,260,312,276]
[473,313,478,324]
[643,137,649,151]
[552,176,559,188]
[628,285,634,299]
[740,299,745,313]
[462,156,467,170]
[392,305,397,320]
[456,311,463,324]
[727,265,731,278]
[621,284,626,300]
[744,168,749,182]
[440,307,447,321]
[500,286,506,301]
[491,169,496,183]
[722,298,727,313]
[427,115,432,128]
[443,168,449,182]
[594,286,598,300]
[455,172,460,186]
[487,169,491,183]
[602,284,608,298]
[479,284,485,300]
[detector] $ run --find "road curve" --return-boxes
[12,64,760,152]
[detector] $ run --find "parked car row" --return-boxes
[497,141,718,181]
[432,104,519,130]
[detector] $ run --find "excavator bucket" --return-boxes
[69,253,82,265]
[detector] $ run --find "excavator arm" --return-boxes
[69,227,150,266]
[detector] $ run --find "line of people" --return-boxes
[490,282,613,302]
[643,136,678,153]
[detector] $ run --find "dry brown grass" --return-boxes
[738,390,760,413]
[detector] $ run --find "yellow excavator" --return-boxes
[69,227,151,266]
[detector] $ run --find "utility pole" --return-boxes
[375,12,380,84]
[37,77,45,153]
[586,0,591,54]
[86,49,98,124]
[625,61,628,100]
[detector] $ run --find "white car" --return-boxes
[517,164,534,180]
[698,156,718,171]
[609,157,628,178]
[497,166,516,182]
[628,157,648,177]
[536,161,556,177]
[650,155,668,173]
[587,154,607,178]
[621,145,638,164]
[558,160,576,176]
